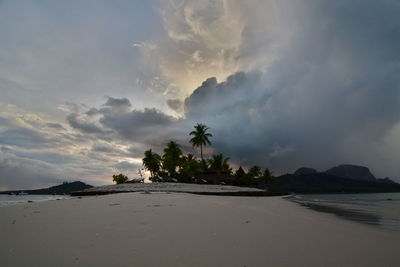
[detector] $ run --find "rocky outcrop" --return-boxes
[275,173,400,194]
[271,164,400,194]
[325,164,376,181]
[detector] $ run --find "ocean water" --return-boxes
[286,192,400,234]
[0,194,70,206]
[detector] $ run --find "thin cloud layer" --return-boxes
[0,102,148,189]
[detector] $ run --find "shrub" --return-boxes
[112,173,128,184]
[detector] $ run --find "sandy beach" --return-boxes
[0,193,399,267]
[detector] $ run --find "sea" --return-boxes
[0,194,70,206]
[286,192,400,234]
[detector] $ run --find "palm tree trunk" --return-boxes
[200,144,206,169]
[200,144,203,162]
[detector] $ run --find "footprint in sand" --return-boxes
[148,204,161,207]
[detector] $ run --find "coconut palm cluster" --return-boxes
[139,123,274,186]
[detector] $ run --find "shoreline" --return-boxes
[286,192,400,234]
[291,199,382,226]
[1,192,399,266]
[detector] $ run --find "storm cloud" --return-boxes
[177,0,400,178]
[2,0,400,189]
[153,0,400,179]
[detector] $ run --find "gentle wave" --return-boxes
[0,194,70,206]
[286,192,400,233]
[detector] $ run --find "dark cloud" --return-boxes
[113,161,141,172]
[92,143,119,154]
[86,108,99,116]
[91,142,134,158]
[46,122,66,130]
[65,97,184,152]
[103,96,132,108]
[66,113,106,134]
[181,0,400,179]
[184,73,262,118]
[99,107,178,141]
[97,96,133,114]
[167,98,183,112]
[127,145,146,158]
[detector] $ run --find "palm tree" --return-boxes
[162,141,183,177]
[248,165,262,178]
[180,154,202,180]
[208,154,231,177]
[263,168,275,184]
[235,166,246,178]
[189,123,212,165]
[142,149,162,178]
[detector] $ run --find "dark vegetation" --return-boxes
[137,123,276,187]
[111,123,400,194]
[112,173,128,184]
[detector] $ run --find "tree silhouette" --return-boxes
[162,141,183,177]
[248,165,262,178]
[112,173,128,184]
[189,123,212,166]
[235,166,246,178]
[263,168,275,184]
[208,153,231,177]
[142,149,162,178]
[180,154,203,181]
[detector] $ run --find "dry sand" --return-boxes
[72,182,267,195]
[0,192,399,267]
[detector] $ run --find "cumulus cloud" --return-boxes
[61,0,400,181]
[0,103,144,189]
[66,97,186,149]
[140,0,289,100]
[66,113,107,134]
[100,108,176,139]
[178,0,400,179]
[101,96,132,113]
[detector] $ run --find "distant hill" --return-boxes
[273,165,400,194]
[0,181,93,195]
[326,164,376,181]
[294,167,317,176]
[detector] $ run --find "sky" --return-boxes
[1,0,400,189]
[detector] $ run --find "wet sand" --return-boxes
[0,193,399,267]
